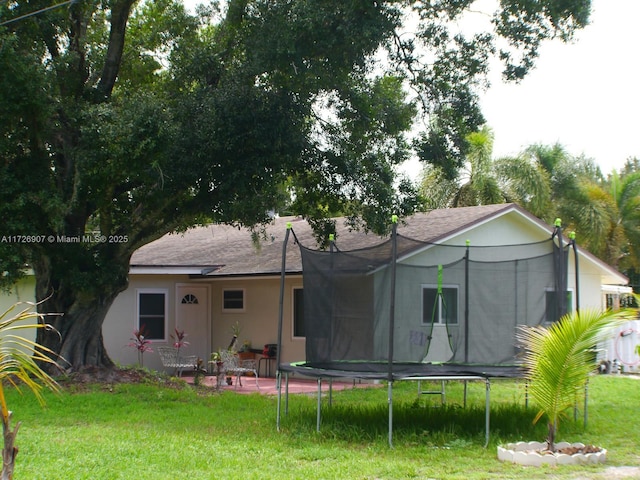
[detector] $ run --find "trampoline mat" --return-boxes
[279,361,524,380]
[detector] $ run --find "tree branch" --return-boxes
[96,0,137,100]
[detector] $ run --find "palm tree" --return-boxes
[558,179,615,261]
[604,170,640,271]
[419,166,459,210]
[553,165,640,272]
[419,127,551,214]
[0,303,61,479]
[513,143,588,224]
[516,308,632,452]
[419,126,502,208]
[505,145,639,272]
[490,153,550,218]
[452,126,503,207]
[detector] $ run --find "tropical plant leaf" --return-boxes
[516,308,633,447]
[0,302,63,406]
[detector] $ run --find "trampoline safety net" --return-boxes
[297,228,570,368]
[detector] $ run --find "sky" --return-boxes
[183,0,638,176]
[480,0,640,175]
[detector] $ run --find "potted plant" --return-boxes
[498,308,633,466]
[239,339,252,353]
[210,351,225,391]
[227,321,242,352]
[238,340,253,359]
[192,358,207,386]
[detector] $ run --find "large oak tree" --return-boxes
[0,0,591,373]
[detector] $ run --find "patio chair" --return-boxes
[220,349,259,389]
[157,346,198,377]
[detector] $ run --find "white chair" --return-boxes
[220,350,259,389]
[157,346,197,377]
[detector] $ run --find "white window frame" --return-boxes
[136,288,169,341]
[421,284,459,325]
[222,288,246,312]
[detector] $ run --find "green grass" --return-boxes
[6,373,640,479]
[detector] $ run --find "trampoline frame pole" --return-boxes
[464,241,470,363]
[317,379,322,432]
[388,381,393,448]
[570,232,580,314]
[387,216,398,448]
[276,371,282,431]
[276,224,292,432]
[484,379,490,448]
[553,218,567,320]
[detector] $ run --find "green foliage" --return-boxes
[420,139,640,282]
[516,308,632,450]
[419,126,551,214]
[494,0,591,80]
[0,0,594,370]
[543,152,640,271]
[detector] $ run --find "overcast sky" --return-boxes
[481,0,639,175]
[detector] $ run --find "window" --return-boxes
[545,289,573,322]
[223,289,245,311]
[293,288,305,337]
[422,285,458,325]
[181,294,199,304]
[605,292,634,310]
[137,290,167,340]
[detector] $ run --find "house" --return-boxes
[1,204,633,373]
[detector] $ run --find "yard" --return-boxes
[7,372,640,479]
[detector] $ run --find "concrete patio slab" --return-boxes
[184,374,381,395]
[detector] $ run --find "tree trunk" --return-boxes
[547,421,556,452]
[33,256,128,374]
[1,413,20,480]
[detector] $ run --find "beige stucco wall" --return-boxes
[103,274,190,371]
[0,277,38,346]
[0,276,36,315]
[207,276,305,365]
[102,273,305,373]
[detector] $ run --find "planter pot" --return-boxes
[237,351,255,361]
[497,441,606,466]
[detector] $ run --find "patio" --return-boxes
[184,373,382,395]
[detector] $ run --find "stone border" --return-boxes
[497,441,607,466]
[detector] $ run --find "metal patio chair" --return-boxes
[157,346,198,377]
[220,349,259,389]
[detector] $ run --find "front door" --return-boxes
[176,284,210,362]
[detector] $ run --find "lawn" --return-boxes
[7,372,640,479]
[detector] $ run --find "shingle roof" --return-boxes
[130,203,524,276]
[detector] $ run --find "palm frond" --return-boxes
[494,156,551,217]
[0,302,63,406]
[517,308,633,441]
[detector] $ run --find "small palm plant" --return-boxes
[0,302,62,479]
[517,308,632,452]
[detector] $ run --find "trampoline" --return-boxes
[274,216,577,446]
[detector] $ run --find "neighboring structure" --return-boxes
[1,204,633,373]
